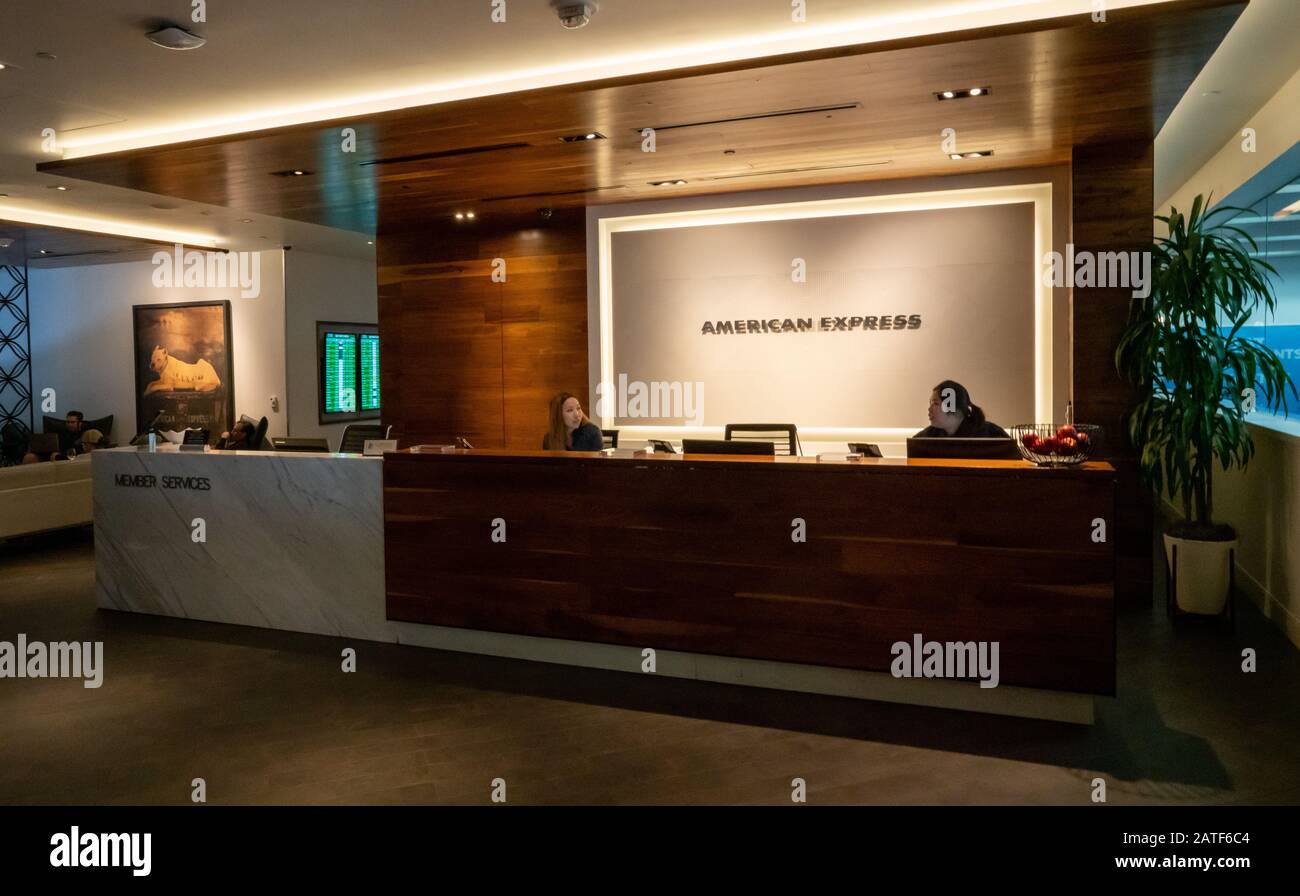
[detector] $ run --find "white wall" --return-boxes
[283,249,378,448]
[1212,424,1300,646]
[29,251,287,443]
[1159,66,1300,213]
[588,167,1071,453]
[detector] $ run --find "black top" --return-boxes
[914,420,1010,439]
[543,421,604,451]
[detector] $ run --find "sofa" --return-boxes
[0,456,93,539]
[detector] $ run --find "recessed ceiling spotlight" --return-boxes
[949,150,993,159]
[935,86,991,101]
[455,212,465,220]
[35,52,57,61]
[146,25,207,50]
[466,211,476,219]
[650,179,687,187]
[559,131,606,142]
[49,184,70,191]
[557,3,597,29]
[949,153,963,160]
[0,63,7,71]
[367,240,374,245]
[270,169,314,177]
[240,218,252,224]
[39,249,49,255]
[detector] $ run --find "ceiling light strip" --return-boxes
[0,206,218,248]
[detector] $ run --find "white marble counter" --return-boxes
[93,447,393,641]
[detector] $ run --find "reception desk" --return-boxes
[384,450,1117,704]
[93,445,390,640]
[91,445,1116,723]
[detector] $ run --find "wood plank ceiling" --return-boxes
[39,0,1244,235]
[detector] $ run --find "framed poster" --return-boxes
[132,300,234,436]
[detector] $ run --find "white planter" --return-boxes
[1163,533,1236,615]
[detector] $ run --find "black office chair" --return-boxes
[340,424,391,454]
[725,423,800,456]
[602,429,619,449]
[239,415,270,450]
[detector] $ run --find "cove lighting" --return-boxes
[57,2,1166,158]
[594,181,1056,436]
[0,205,218,248]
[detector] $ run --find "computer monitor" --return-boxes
[681,438,775,456]
[271,437,331,453]
[906,437,1022,460]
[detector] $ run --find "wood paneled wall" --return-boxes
[377,209,588,449]
[1071,140,1156,598]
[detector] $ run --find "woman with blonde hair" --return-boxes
[542,392,603,451]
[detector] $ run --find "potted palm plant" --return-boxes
[1116,194,1295,615]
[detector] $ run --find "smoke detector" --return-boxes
[557,3,597,29]
[146,25,207,50]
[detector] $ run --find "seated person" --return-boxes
[57,411,85,453]
[914,379,1010,438]
[22,432,63,463]
[541,392,603,451]
[77,429,109,453]
[214,420,257,450]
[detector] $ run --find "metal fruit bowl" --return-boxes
[1008,423,1103,467]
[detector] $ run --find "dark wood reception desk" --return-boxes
[384,450,1117,700]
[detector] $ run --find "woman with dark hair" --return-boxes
[542,392,603,451]
[914,379,1010,438]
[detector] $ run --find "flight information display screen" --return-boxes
[360,333,381,412]
[318,322,379,422]
[322,332,359,414]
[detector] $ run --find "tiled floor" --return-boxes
[2,529,1297,804]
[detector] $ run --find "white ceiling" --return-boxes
[1155,0,1300,206]
[0,0,1292,257]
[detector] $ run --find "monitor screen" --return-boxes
[317,322,380,424]
[360,333,381,412]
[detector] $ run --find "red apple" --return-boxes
[1021,433,1039,447]
[1056,424,1077,440]
[1075,431,1090,444]
[1038,437,1059,455]
[1059,436,1078,453]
